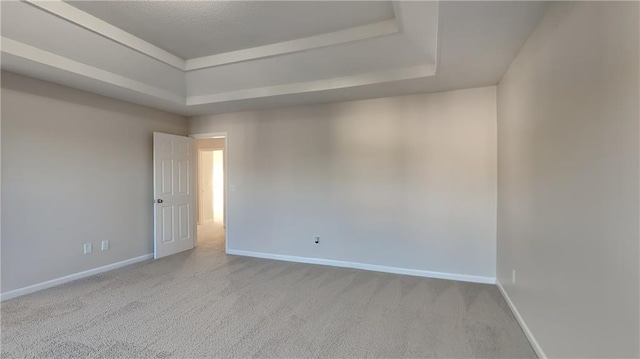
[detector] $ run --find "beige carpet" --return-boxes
[1,223,535,358]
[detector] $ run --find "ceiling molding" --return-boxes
[1,1,548,116]
[2,36,435,109]
[186,64,435,105]
[432,3,442,73]
[184,19,400,71]
[1,37,184,104]
[23,0,185,70]
[25,0,402,73]
[391,2,405,33]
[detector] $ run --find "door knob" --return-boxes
[157,199,163,203]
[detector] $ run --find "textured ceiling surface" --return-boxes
[65,1,395,59]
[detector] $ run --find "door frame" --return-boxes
[191,132,229,253]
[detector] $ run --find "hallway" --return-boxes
[197,221,225,252]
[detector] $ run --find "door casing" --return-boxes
[191,132,229,253]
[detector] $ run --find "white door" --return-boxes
[153,132,196,259]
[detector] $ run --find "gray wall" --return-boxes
[190,86,498,281]
[497,2,639,358]
[1,72,187,293]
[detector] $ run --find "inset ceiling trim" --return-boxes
[2,1,548,117]
[24,0,185,70]
[187,64,435,105]
[1,36,184,104]
[24,0,401,72]
[184,19,400,71]
[2,37,436,109]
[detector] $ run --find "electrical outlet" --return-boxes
[84,243,92,254]
[512,270,516,284]
[101,240,109,251]
[314,236,320,244]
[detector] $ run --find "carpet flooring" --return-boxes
[1,223,535,358]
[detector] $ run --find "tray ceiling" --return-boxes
[66,1,396,59]
[0,1,547,116]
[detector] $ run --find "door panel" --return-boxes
[178,161,189,194]
[178,204,190,239]
[162,207,174,242]
[154,132,195,259]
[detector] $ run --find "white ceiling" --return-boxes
[66,1,396,59]
[0,1,547,116]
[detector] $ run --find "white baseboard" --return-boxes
[0,254,153,301]
[497,281,546,359]
[226,249,496,284]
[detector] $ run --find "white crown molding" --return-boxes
[23,0,185,70]
[23,0,403,72]
[187,64,435,105]
[432,3,442,72]
[1,37,184,104]
[184,19,400,71]
[391,1,405,33]
[2,36,435,108]
[2,27,437,111]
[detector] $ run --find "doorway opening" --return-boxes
[195,135,226,252]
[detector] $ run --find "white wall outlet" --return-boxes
[101,240,109,251]
[229,185,237,192]
[512,269,516,284]
[314,236,320,244]
[84,243,92,254]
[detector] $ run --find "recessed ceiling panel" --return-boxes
[65,1,395,59]
[2,1,185,95]
[2,0,548,116]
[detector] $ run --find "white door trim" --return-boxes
[190,132,229,254]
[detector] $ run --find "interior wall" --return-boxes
[196,138,225,224]
[496,2,639,358]
[1,71,188,293]
[190,86,497,281]
[199,151,215,222]
[196,138,225,150]
[212,150,224,224]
